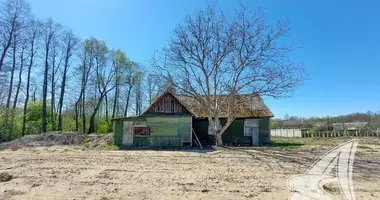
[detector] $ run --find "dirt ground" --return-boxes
[0,137,379,200]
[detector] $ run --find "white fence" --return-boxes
[271,129,302,137]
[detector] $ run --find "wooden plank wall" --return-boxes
[146,116,191,137]
[149,93,188,113]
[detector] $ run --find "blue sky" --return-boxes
[28,0,380,118]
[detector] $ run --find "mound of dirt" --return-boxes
[0,132,114,150]
[84,133,114,148]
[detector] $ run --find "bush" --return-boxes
[97,121,112,134]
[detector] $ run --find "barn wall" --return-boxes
[192,118,213,145]
[193,117,271,146]
[113,117,147,147]
[259,118,271,144]
[114,116,271,147]
[133,115,191,147]
[221,119,252,145]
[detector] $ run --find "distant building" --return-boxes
[332,122,369,135]
[281,119,314,130]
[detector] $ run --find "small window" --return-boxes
[208,119,222,135]
[134,125,150,136]
[244,119,259,136]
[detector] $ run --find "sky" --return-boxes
[27,0,380,118]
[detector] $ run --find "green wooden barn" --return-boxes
[112,91,274,147]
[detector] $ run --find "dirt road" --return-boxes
[0,138,379,200]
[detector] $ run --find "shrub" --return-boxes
[97,121,112,134]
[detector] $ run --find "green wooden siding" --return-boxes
[193,117,271,146]
[221,119,252,145]
[134,116,191,147]
[146,116,191,137]
[259,118,270,144]
[113,117,147,147]
[114,116,270,147]
[113,120,124,146]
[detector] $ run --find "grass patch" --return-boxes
[273,141,304,148]
[83,137,90,143]
[101,145,120,150]
[271,138,304,148]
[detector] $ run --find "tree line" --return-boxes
[0,0,167,142]
[271,111,380,130]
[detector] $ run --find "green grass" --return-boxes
[270,137,305,148]
[101,145,120,150]
[83,137,90,143]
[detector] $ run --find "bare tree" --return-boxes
[87,39,116,133]
[156,5,305,145]
[5,31,18,108]
[21,19,40,136]
[75,39,95,133]
[41,18,61,133]
[123,62,140,117]
[134,72,143,116]
[0,0,30,72]
[49,39,62,131]
[12,40,26,109]
[111,49,130,119]
[146,73,165,105]
[57,30,79,131]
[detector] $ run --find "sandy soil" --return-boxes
[0,137,379,200]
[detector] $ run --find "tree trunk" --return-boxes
[50,53,56,131]
[0,26,15,72]
[82,89,86,133]
[75,100,80,131]
[76,63,87,132]
[57,59,69,131]
[6,36,17,108]
[124,86,132,117]
[22,44,35,136]
[215,133,223,146]
[111,85,118,119]
[13,47,25,109]
[42,44,49,133]
[88,94,105,134]
[105,94,109,122]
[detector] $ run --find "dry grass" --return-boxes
[0,137,379,200]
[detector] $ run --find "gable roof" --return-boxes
[141,91,196,116]
[281,119,305,127]
[142,90,273,118]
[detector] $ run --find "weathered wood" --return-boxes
[148,93,189,113]
[123,121,134,145]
